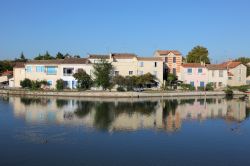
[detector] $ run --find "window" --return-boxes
[36,66,45,72]
[139,62,144,67]
[190,81,194,87]
[212,70,215,77]
[187,68,192,74]
[138,71,143,75]
[173,57,176,63]
[238,77,241,82]
[47,80,52,86]
[114,71,119,76]
[165,57,168,63]
[200,81,205,87]
[219,70,223,77]
[63,68,74,76]
[46,66,57,75]
[218,82,222,87]
[173,68,176,75]
[198,68,203,74]
[228,77,232,80]
[129,71,133,75]
[154,62,157,67]
[26,66,32,73]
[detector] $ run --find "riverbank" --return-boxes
[0,89,247,98]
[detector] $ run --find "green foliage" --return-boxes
[20,78,32,88]
[56,79,64,91]
[15,52,28,62]
[34,51,55,60]
[112,75,126,88]
[197,86,205,91]
[229,85,250,92]
[186,45,210,64]
[166,73,178,89]
[180,83,195,91]
[224,88,233,97]
[205,83,214,91]
[117,86,125,92]
[124,76,137,91]
[73,69,93,90]
[56,52,65,59]
[234,57,250,76]
[93,59,114,90]
[0,60,13,73]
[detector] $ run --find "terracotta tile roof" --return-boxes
[1,70,13,76]
[156,50,182,56]
[88,54,110,59]
[25,58,91,65]
[181,63,206,68]
[111,53,137,59]
[14,62,25,68]
[206,64,227,70]
[221,61,242,69]
[137,57,163,61]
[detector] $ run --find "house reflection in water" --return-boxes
[9,96,249,132]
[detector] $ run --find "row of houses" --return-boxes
[8,50,248,90]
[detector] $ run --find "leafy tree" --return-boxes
[73,69,93,90]
[234,57,250,76]
[166,73,177,89]
[20,78,32,88]
[186,45,210,64]
[112,75,125,88]
[56,79,64,90]
[93,59,114,90]
[56,52,65,59]
[74,55,81,58]
[0,61,13,73]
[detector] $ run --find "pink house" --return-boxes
[180,63,208,89]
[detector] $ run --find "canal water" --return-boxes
[0,95,250,166]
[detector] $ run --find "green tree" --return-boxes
[56,79,64,90]
[56,52,65,59]
[186,46,210,64]
[15,52,27,62]
[234,57,250,76]
[93,59,114,90]
[20,78,32,88]
[0,60,13,73]
[73,69,93,90]
[34,51,55,60]
[112,75,125,87]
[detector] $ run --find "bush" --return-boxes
[117,86,125,92]
[180,83,195,91]
[56,79,64,91]
[197,86,205,91]
[237,86,249,92]
[31,81,42,90]
[20,78,32,88]
[205,83,214,91]
[224,88,233,97]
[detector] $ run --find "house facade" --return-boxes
[206,64,228,89]
[180,63,208,89]
[88,53,164,86]
[12,58,92,89]
[154,50,183,78]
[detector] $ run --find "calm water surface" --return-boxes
[0,95,250,166]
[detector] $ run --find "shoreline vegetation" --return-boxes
[0,89,246,98]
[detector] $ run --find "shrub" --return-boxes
[56,79,64,91]
[73,69,93,90]
[205,83,214,91]
[237,85,248,92]
[117,86,125,92]
[197,86,205,91]
[180,83,195,91]
[224,88,233,97]
[31,81,42,90]
[20,78,32,88]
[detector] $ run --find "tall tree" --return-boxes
[56,52,65,59]
[93,59,114,90]
[73,69,93,90]
[234,57,250,76]
[186,46,210,64]
[15,52,28,62]
[34,51,55,60]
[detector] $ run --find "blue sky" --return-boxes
[0,0,250,62]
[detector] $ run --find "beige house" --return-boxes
[88,53,164,86]
[12,58,92,89]
[207,64,228,89]
[154,50,183,78]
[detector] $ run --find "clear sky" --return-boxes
[0,0,250,62]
